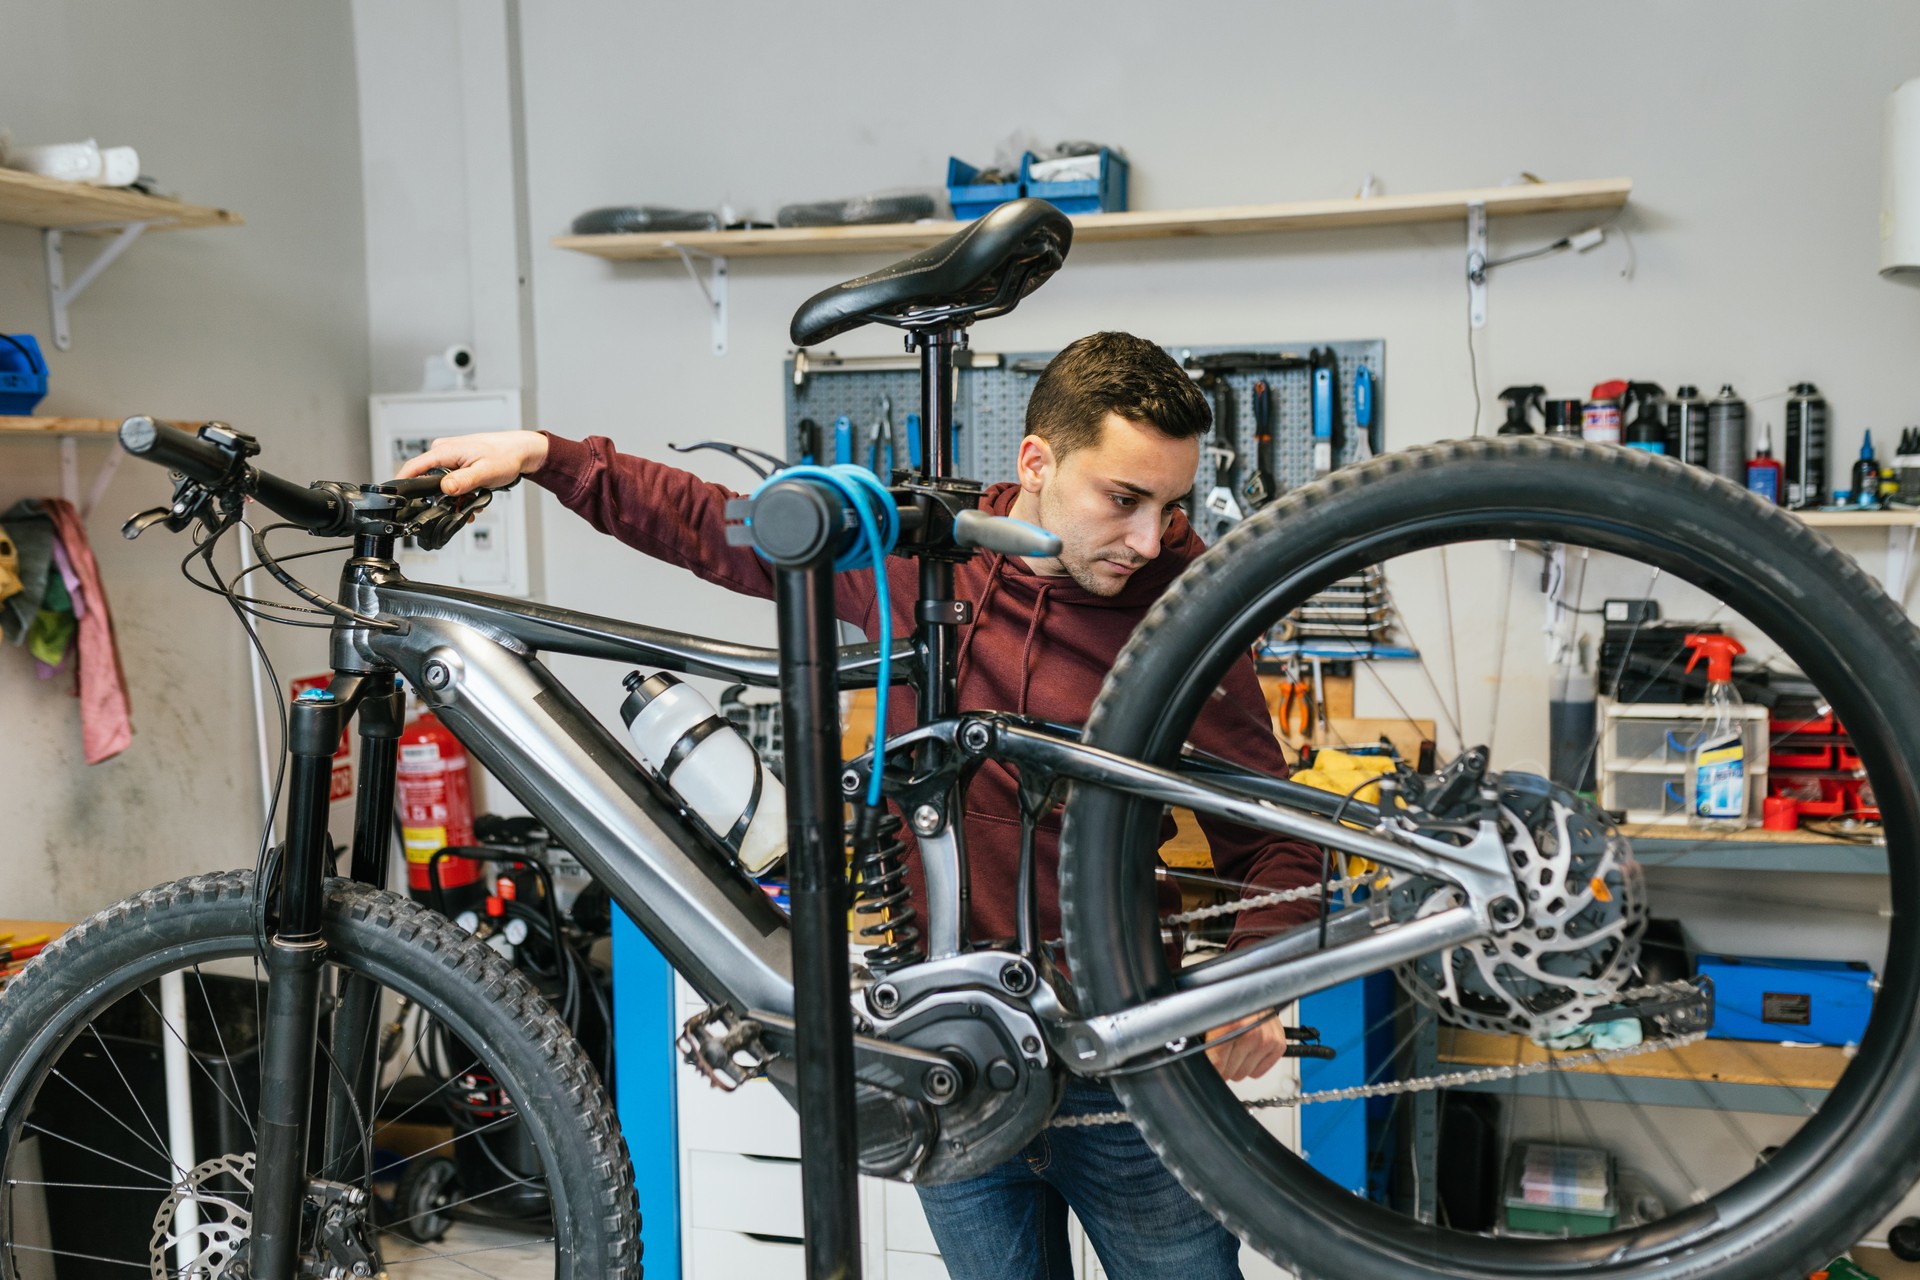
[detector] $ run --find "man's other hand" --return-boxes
[395,430,550,496]
[1204,1014,1289,1082]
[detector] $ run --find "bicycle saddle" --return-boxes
[789,197,1073,347]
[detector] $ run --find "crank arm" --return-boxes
[751,1010,969,1107]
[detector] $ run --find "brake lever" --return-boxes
[410,488,494,551]
[121,472,226,540]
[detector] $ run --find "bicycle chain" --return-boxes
[1162,873,1376,925]
[1052,976,1709,1128]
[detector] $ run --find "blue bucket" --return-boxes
[0,334,49,415]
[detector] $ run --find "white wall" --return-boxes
[510,0,1920,671]
[0,2,369,920]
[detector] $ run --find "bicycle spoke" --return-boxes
[3,1241,152,1271]
[23,1122,172,1185]
[83,1021,173,1170]
[45,1067,183,1175]
[136,985,257,1143]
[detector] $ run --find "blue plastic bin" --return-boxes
[946,156,1022,221]
[0,334,48,415]
[1020,148,1128,215]
[1697,953,1873,1045]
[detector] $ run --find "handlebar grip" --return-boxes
[119,415,237,486]
[953,509,1062,558]
[120,415,345,533]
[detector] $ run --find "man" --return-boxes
[399,330,1322,1280]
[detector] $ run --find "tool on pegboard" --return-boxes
[1310,348,1338,477]
[868,394,895,478]
[1244,379,1278,509]
[1202,376,1243,537]
[1355,364,1378,460]
[833,414,855,466]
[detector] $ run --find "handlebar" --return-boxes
[120,415,346,534]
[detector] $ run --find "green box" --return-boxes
[1503,1146,1617,1236]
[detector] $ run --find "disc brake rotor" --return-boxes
[1399,772,1648,1038]
[150,1152,255,1280]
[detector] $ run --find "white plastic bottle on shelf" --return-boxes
[620,670,788,874]
[1683,634,1750,831]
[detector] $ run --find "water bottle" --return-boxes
[621,670,788,874]
[1706,386,1748,484]
[1783,382,1828,510]
[1665,385,1709,467]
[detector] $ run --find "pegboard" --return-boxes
[782,341,1385,531]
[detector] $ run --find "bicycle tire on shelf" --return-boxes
[0,872,640,1279]
[1058,437,1920,1280]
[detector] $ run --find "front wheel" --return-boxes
[1060,438,1920,1280]
[0,873,639,1279]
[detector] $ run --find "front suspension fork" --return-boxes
[249,685,350,1279]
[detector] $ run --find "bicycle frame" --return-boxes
[310,566,1516,1063]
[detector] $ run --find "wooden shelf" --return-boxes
[1793,508,1920,527]
[1439,1026,1842,1115]
[0,415,127,436]
[0,166,241,232]
[554,178,1633,262]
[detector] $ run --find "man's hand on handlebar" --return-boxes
[396,430,549,496]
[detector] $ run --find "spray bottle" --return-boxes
[1684,634,1750,831]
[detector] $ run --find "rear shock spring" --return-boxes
[850,802,923,972]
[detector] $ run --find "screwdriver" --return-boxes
[1355,365,1376,460]
[1243,380,1277,509]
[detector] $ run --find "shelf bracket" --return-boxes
[1888,523,1916,605]
[44,220,168,351]
[664,242,728,356]
[56,434,125,521]
[1466,202,1488,330]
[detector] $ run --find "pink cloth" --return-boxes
[37,498,132,763]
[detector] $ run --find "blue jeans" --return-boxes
[915,1078,1242,1280]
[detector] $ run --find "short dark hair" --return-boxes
[1024,331,1210,460]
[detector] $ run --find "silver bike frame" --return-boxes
[347,573,1515,1068]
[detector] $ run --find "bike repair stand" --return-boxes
[758,480,865,1279]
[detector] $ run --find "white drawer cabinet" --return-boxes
[672,975,1297,1278]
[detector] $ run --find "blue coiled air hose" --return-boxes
[748,464,900,807]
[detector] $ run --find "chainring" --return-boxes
[1397,772,1647,1039]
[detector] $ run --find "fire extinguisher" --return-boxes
[396,709,483,905]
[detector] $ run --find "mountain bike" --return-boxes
[4,197,1920,1280]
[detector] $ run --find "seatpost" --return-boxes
[910,326,975,943]
[913,325,970,726]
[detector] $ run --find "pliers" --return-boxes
[868,394,895,479]
[1275,668,1314,738]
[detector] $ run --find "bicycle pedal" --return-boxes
[678,1005,772,1091]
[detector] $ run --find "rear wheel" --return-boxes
[0,873,639,1279]
[1059,438,1920,1279]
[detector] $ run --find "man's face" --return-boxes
[1019,413,1199,597]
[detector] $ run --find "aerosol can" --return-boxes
[1684,634,1750,831]
[621,670,788,873]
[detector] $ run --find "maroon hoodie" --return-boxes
[532,434,1323,952]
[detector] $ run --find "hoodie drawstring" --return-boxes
[1017,583,1054,715]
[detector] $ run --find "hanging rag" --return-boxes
[26,498,132,762]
